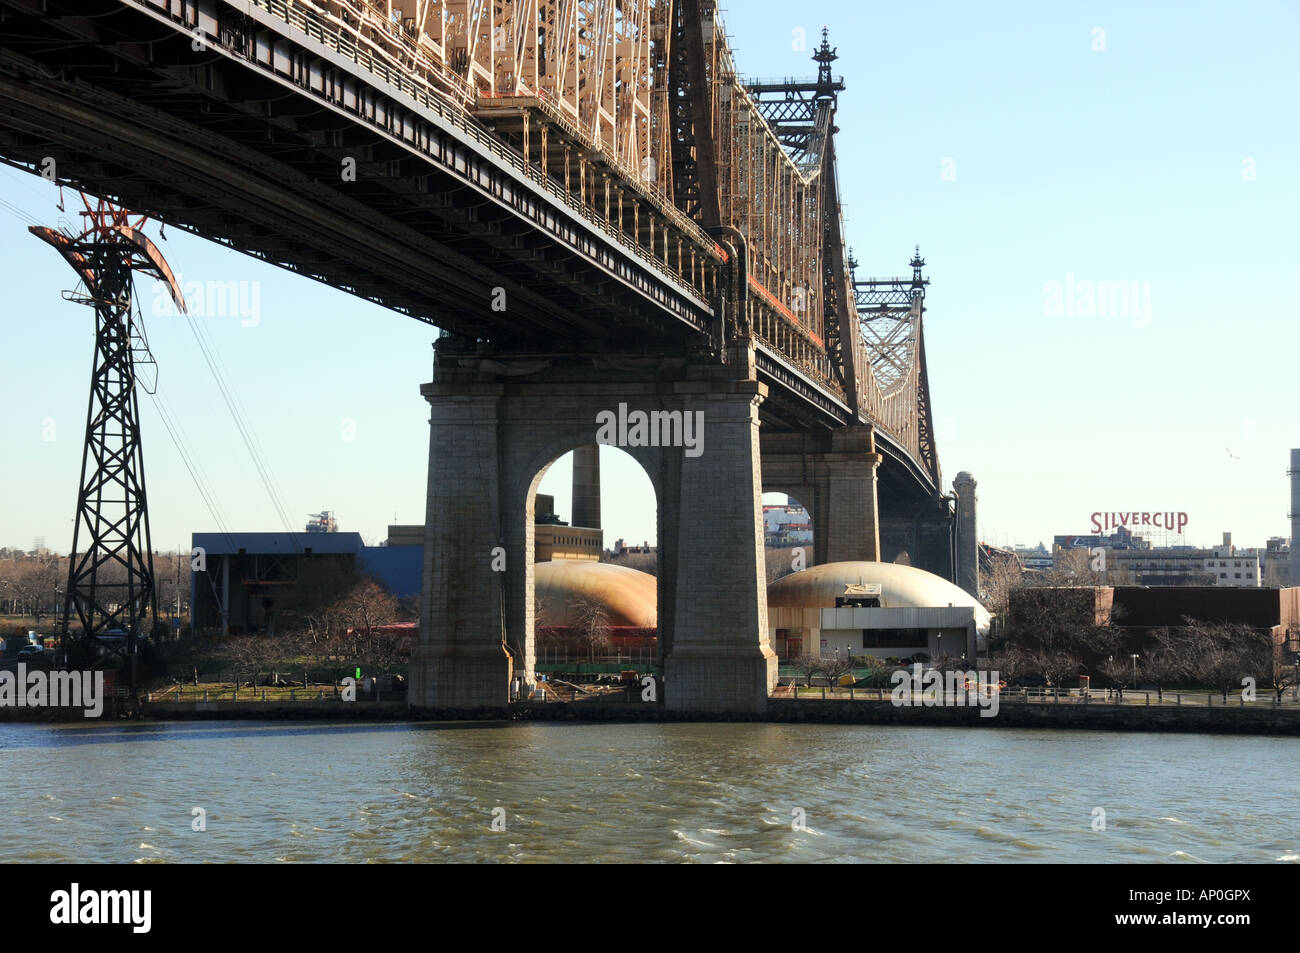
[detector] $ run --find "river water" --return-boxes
[2,720,1295,863]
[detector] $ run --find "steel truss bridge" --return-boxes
[0,0,943,502]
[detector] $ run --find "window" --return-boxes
[1235,573,1241,579]
[863,628,927,648]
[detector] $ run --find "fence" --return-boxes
[151,681,404,703]
[535,646,657,667]
[776,683,1300,708]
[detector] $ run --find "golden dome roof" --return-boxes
[534,560,657,627]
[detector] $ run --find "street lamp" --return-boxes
[1130,653,1140,684]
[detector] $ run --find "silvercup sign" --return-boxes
[1089,511,1188,533]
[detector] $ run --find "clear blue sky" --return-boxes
[1,0,1296,555]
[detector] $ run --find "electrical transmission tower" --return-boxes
[30,194,185,687]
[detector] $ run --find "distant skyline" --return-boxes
[1,0,1297,556]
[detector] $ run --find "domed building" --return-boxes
[767,561,991,660]
[533,560,657,661]
[534,559,657,627]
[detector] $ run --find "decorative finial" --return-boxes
[910,246,926,290]
[813,27,838,100]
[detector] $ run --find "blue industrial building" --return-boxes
[190,531,421,635]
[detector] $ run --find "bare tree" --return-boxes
[1235,625,1279,702]
[1184,618,1273,702]
[764,546,813,585]
[334,579,401,640]
[983,647,1028,688]
[1138,628,1188,702]
[1272,623,1300,702]
[291,627,344,693]
[532,595,565,662]
[224,635,274,692]
[277,559,362,646]
[1043,547,1131,588]
[1006,585,1110,685]
[1098,654,1135,702]
[1028,650,1082,694]
[980,551,1023,622]
[570,596,611,663]
[818,654,855,690]
[359,624,411,677]
[792,654,822,689]
[0,553,65,622]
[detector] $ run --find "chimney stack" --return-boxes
[1290,449,1300,587]
[953,471,979,598]
[571,445,601,531]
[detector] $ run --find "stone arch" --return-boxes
[510,438,663,687]
[761,488,815,577]
[411,357,776,712]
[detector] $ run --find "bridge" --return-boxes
[0,0,976,711]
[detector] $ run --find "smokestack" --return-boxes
[1223,531,1232,551]
[953,471,979,598]
[571,445,601,530]
[1291,449,1300,588]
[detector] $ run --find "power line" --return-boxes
[146,383,239,557]
[188,300,299,540]
[179,307,301,548]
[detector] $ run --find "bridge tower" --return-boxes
[410,342,778,713]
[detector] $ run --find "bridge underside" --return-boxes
[0,0,942,479]
[0,0,715,349]
[0,0,958,713]
[761,429,955,581]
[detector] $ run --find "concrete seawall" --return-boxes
[99,698,1300,736]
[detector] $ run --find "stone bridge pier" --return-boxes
[878,500,958,580]
[409,346,778,713]
[759,427,884,565]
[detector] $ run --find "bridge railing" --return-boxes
[238,0,718,304]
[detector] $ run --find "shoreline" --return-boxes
[4,697,1300,736]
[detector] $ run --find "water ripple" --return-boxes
[0,721,1294,862]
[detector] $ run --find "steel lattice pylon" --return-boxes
[31,196,185,683]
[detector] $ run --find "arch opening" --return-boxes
[762,490,814,661]
[516,443,660,700]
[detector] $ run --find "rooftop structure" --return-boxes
[768,561,991,661]
[305,510,338,534]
